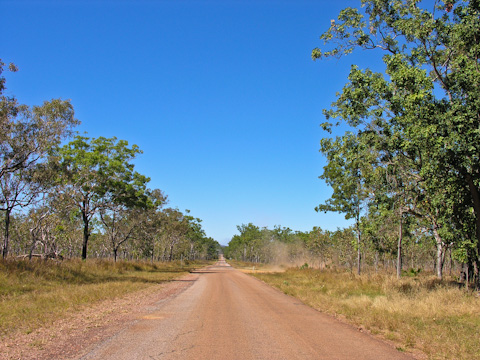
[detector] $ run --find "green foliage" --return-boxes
[317,132,369,220]
[0,59,79,258]
[55,135,150,259]
[225,223,263,262]
[313,0,480,283]
[57,135,147,204]
[402,267,422,277]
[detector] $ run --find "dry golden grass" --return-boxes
[227,260,286,273]
[253,268,480,360]
[0,258,212,338]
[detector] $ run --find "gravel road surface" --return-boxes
[78,258,413,360]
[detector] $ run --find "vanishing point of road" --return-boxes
[78,257,414,360]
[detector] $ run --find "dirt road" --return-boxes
[78,258,413,360]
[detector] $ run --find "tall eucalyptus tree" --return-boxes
[0,60,78,258]
[56,136,148,259]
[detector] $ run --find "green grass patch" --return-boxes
[0,258,213,337]
[253,268,480,360]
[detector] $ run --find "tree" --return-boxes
[56,135,147,259]
[0,62,78,180]
[0,60,78,258]
[331,226,358,271]
[313,0,480,283]
[236,223,264,262]
[316,132,374,274]
[158,208,190,261]
[306,227,332,268]
[131,189,168,261]
[1,170,40,258]
[100,207,140,262]
[99,180,156,262]
[100,187,166,262]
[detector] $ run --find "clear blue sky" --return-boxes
[2,0,379,245]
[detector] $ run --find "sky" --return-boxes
[2,0,381,245]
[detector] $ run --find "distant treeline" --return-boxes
[224,223,462,277]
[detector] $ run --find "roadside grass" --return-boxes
[252,268,480,360]
[0,258,212,338]
[227,260,284,273]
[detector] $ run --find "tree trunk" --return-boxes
[28,233,37,260]
[397,210,403,279]
[81,210,89,260]
[465,174,480,286]
[466,262,470,290]
[474,261,479,289]
[28,243,36,260]
[356,216,361,275]
[449,250,453,276]
[432,227,445,280]
[190,243,194,261]
[2,209,11,259]
[113,247,118,262]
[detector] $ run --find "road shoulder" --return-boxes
[0,272,199,360]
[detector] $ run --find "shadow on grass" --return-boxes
[0,259,215,297]
[60,271,194,285]
[189,270,225,274]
